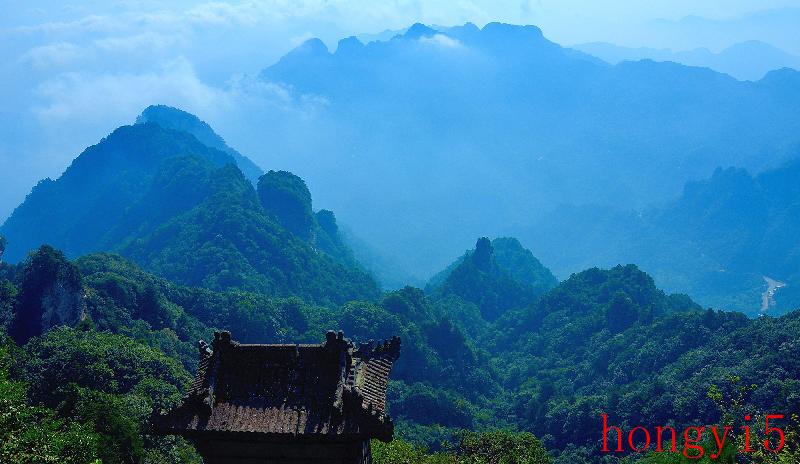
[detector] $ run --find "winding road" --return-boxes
[761,276,786,314]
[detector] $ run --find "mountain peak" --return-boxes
[137,105,225,147]
[427,236,557,321]
[137,104,200,125]
[759,66,800,86]
[481,22,543,40]
[459,22,480,33]
[403,23,438,39]
[136,104,263,185]
[295,37,330,56]
[336,36,364,55]
[473,237,493,271]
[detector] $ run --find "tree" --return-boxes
[0,280,16,331]
[373,431,552,464]
[454,430,551,464]
[606,291,638,333]
[17,327,196,463]
[372,438,438,464]
[0,338,101,463]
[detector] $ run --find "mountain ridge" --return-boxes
[0,114,378,306]
[136,105,264,185]
[251,21,800,279]
[574,39,800,81]
[521,157,800,315]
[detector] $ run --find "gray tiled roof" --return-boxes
[154,330,400,442]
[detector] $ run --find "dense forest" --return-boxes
[3,240,800,462]
[1,108,799,463]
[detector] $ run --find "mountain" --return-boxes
[6,243,800,463]
[521,158,800,315]
[574,40,800,81]
[251,22,800,279]
[0,245,503,460]
[494,264,800,455]
[427,237,556,292]
[135,105,264,185]
[0,119,378,305]
[256,169,362,269]
[1,122,234,262]
[433,237,536,321]
[645,8,800,57]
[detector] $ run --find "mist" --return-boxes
[2,0,798,219]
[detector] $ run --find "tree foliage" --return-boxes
[0,337,101,463]
[257,170,315,240]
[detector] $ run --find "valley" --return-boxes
[1,12,800,464]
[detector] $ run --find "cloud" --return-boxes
[10,14,125,35]
[30,55,326,132]
[185,1,265,26]
[21,41,83,69]
[2,0,795,223]
[32,58,224,124]
[93,31,179,54]
[419,33,463,48]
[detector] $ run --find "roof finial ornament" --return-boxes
[198,340,212,356]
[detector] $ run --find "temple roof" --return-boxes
[154,330,401,442]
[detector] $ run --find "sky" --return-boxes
[1,0,799,221]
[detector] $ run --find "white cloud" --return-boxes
[21,41,83,69]
[93,31,179,54]
[32,58,224,124]
[419,33,463,48]
[30,55,326,133]
[185,1,264,25]
[11,14,125,35]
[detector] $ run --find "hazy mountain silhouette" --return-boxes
[575,40,800,81]
[427,236,557,295]
[253,22,800,280]
[522,158,800,315]
[647,8,800,56]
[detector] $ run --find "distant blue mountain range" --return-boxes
[574,40,800,81]
[522,159,800,315]
[253,22,800,279]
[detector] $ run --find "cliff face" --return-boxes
[11,245,85,343]
[40,276,85,333]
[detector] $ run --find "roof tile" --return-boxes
[155,331,400,442]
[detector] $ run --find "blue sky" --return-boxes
[1,0,799,220]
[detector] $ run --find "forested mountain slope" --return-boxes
[2,243,799,463]
[136,105,264,185]
[427,237,558,320]
[0,120,377,305]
